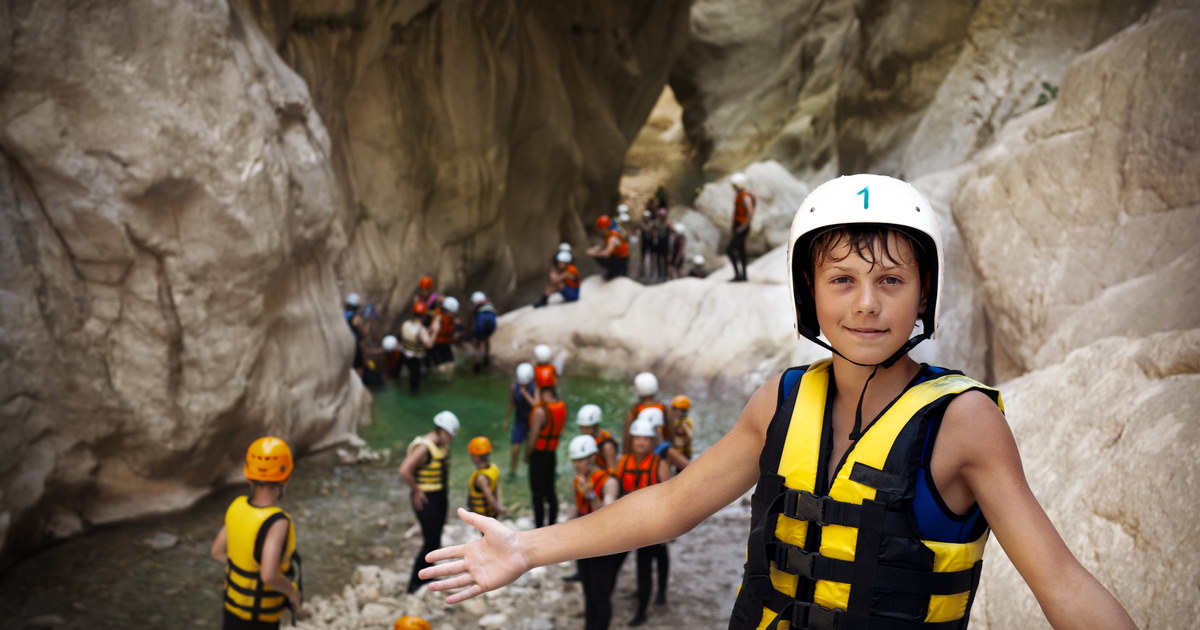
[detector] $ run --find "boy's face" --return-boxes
[632,436,654,456]
[471,454,486,468]
[579,425,595,435]
[572,457,591,476]
[811,232,926,366]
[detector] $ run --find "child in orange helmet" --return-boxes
[467,437,507,520]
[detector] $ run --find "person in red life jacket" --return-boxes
[503,362,537,477]
[576,403,618,473]
[586,215,629,280]
[210,437,305,629]
[534,250,583,307]
[532,343,558,391]
[417,174,1136,630]
[526,385,567,528]
[413,275,440,312]
[399,302,440,395]
[466,437,507,520]
[621,372,672,455]
[567,435,623,630]
[726,172,756,282]
[617,414,673,627]
[468,291,498,371]
[399,410,458,593]
[429,296,460,373]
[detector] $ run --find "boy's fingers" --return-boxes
[430,573,476,591]
[445,584,484,605]
[423,546,465,566]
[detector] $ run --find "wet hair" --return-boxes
[807,225,926,281]
[541,385,558,398]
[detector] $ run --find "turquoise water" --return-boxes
[0,366,745,629]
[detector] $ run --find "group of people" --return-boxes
[343,277,500,394]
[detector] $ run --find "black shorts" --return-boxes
[429,343,454,366]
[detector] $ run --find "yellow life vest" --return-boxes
[730,359,1003,630]
[467,462,501,517]
[223,496,299,623]
[409,436,447,492]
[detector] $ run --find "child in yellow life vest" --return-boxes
[466,437,507,519]
[668,395,695,460]
[210,437,304,629]
[398,410,458,594]
[419,175,1135,630]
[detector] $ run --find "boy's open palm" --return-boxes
[418,508,530,604]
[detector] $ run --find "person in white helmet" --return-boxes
[344,292,367,376]
[503,363,538,476]
[727,172,755,282]
[567,434,623,630]
[418,175,1135,630]
[399,410,458,593]
[534,250,582,308]
[621,372,672,455]
[687,254,707,279]
[429,296,460,373]
[468,291,498,371]
[616,413,673,626]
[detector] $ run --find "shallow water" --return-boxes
[0,366,744,629]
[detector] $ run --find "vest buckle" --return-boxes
[784,490,829,526]
[773,544,817,579]
[789,601,842,629]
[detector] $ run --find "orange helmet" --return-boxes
[467,436,493,456]
[244,437,293,483]
[394,617,431,630]
[418,276,434,290]
[413,301,428,316]
[672,395,691,410]
[595,215,612,231]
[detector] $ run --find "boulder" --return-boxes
[969,331,1200,629]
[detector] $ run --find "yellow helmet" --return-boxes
[467,436,493,456]
[244,437,293,483]
[672,395,691,410]
[394,616,431,630]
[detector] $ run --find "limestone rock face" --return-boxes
[0,1,368,565]
[954,5,1200,380]
[241,0,694,324]
[969,331,1200,630]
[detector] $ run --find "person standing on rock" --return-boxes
[526,385,567,528]
[667,223,688,280]
[399,410,458,594]
[399,302,439,395]
[726,172,755,282]
[668,395,694,462]
[417,174,1137,630]
[616,413,673,627]
[210,437,304,629]
[621,372,672,456]
[468,291,498,371]
[586,216,630,280]
[568,435,623,630]
[503,362,537,477]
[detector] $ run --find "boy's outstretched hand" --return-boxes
[418,508,531,604]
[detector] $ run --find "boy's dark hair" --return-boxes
[807,225,926,279]
[541,385,558,399]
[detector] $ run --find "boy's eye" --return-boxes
[830,276,851,284]
[881,276,902,286]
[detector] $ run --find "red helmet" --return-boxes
[595,215,612,231]
[413,302,428,316]
[418,275,434,290]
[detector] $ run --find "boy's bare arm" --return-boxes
[209,526,228,564]
[419,374,781,603]
[258,518,302,613]
[946,392,1136,630]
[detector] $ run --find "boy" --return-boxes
[621,372,672,455]
[466,437,507,519]
[617,413,673,627]
[534,251,582,307]
[586,215,630,280]
[669,395,694,460]
[526,385,567,528]
[503,362,537,476]
[568,434,623,630]
[210,437,303,629]
[419,175,1135,629]
[576,403,619,472]
[398,410,458,593]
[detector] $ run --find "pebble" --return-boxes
[144,532,178,550]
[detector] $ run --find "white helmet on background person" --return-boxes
[516,362,534,385]
[618,210,631,223]
[730,172,748,188]
[787,174,944,367]
[442,296,460,313]
[534,344,552,363]
[345,292,362,308]
[673,223,686,234]
[471,291,487,304]
[382,335,398,351]
[635,406,664,428]
[617,203,629,215]
[432,410,460,436]
[556,251,573,264]
[568,434,599,460]
[559,242,572,252]
[692,254,705,266]
[634,372,658,397]
[629,416,657,438]
[576,404,602,427]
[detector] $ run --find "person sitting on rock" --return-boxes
[687,254,708,279]
[466,437,506,521]
[567,434,623,630]
[468,291,498,371]
[416,174,1136,630]
[534,251,581,307]
[586,215,629,280]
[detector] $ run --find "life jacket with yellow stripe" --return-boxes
[408,436,448,492]
[468,462,501,517]
[223,496,300,623]
[730,359,1003,630]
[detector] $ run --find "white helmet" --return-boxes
[534,344,552,363]
[618,210,631,222]
[617,203,629,215]
[471,291,487,304]
[673,223,686,234]
[442,296,459,313]
[634,372,658,397]
[556,251,573,264]
[345,292,362,308]
[635,406,664,428]
[568,434,599,460]
[787,174,943,365]
[576,404,602,427]
[692,254,705,266]
[516,362,534,385]
[433,410,460,436]
[382,335,398,351]
[559,242,572,252]
[629,416,657,438]
[730,172,748,188]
